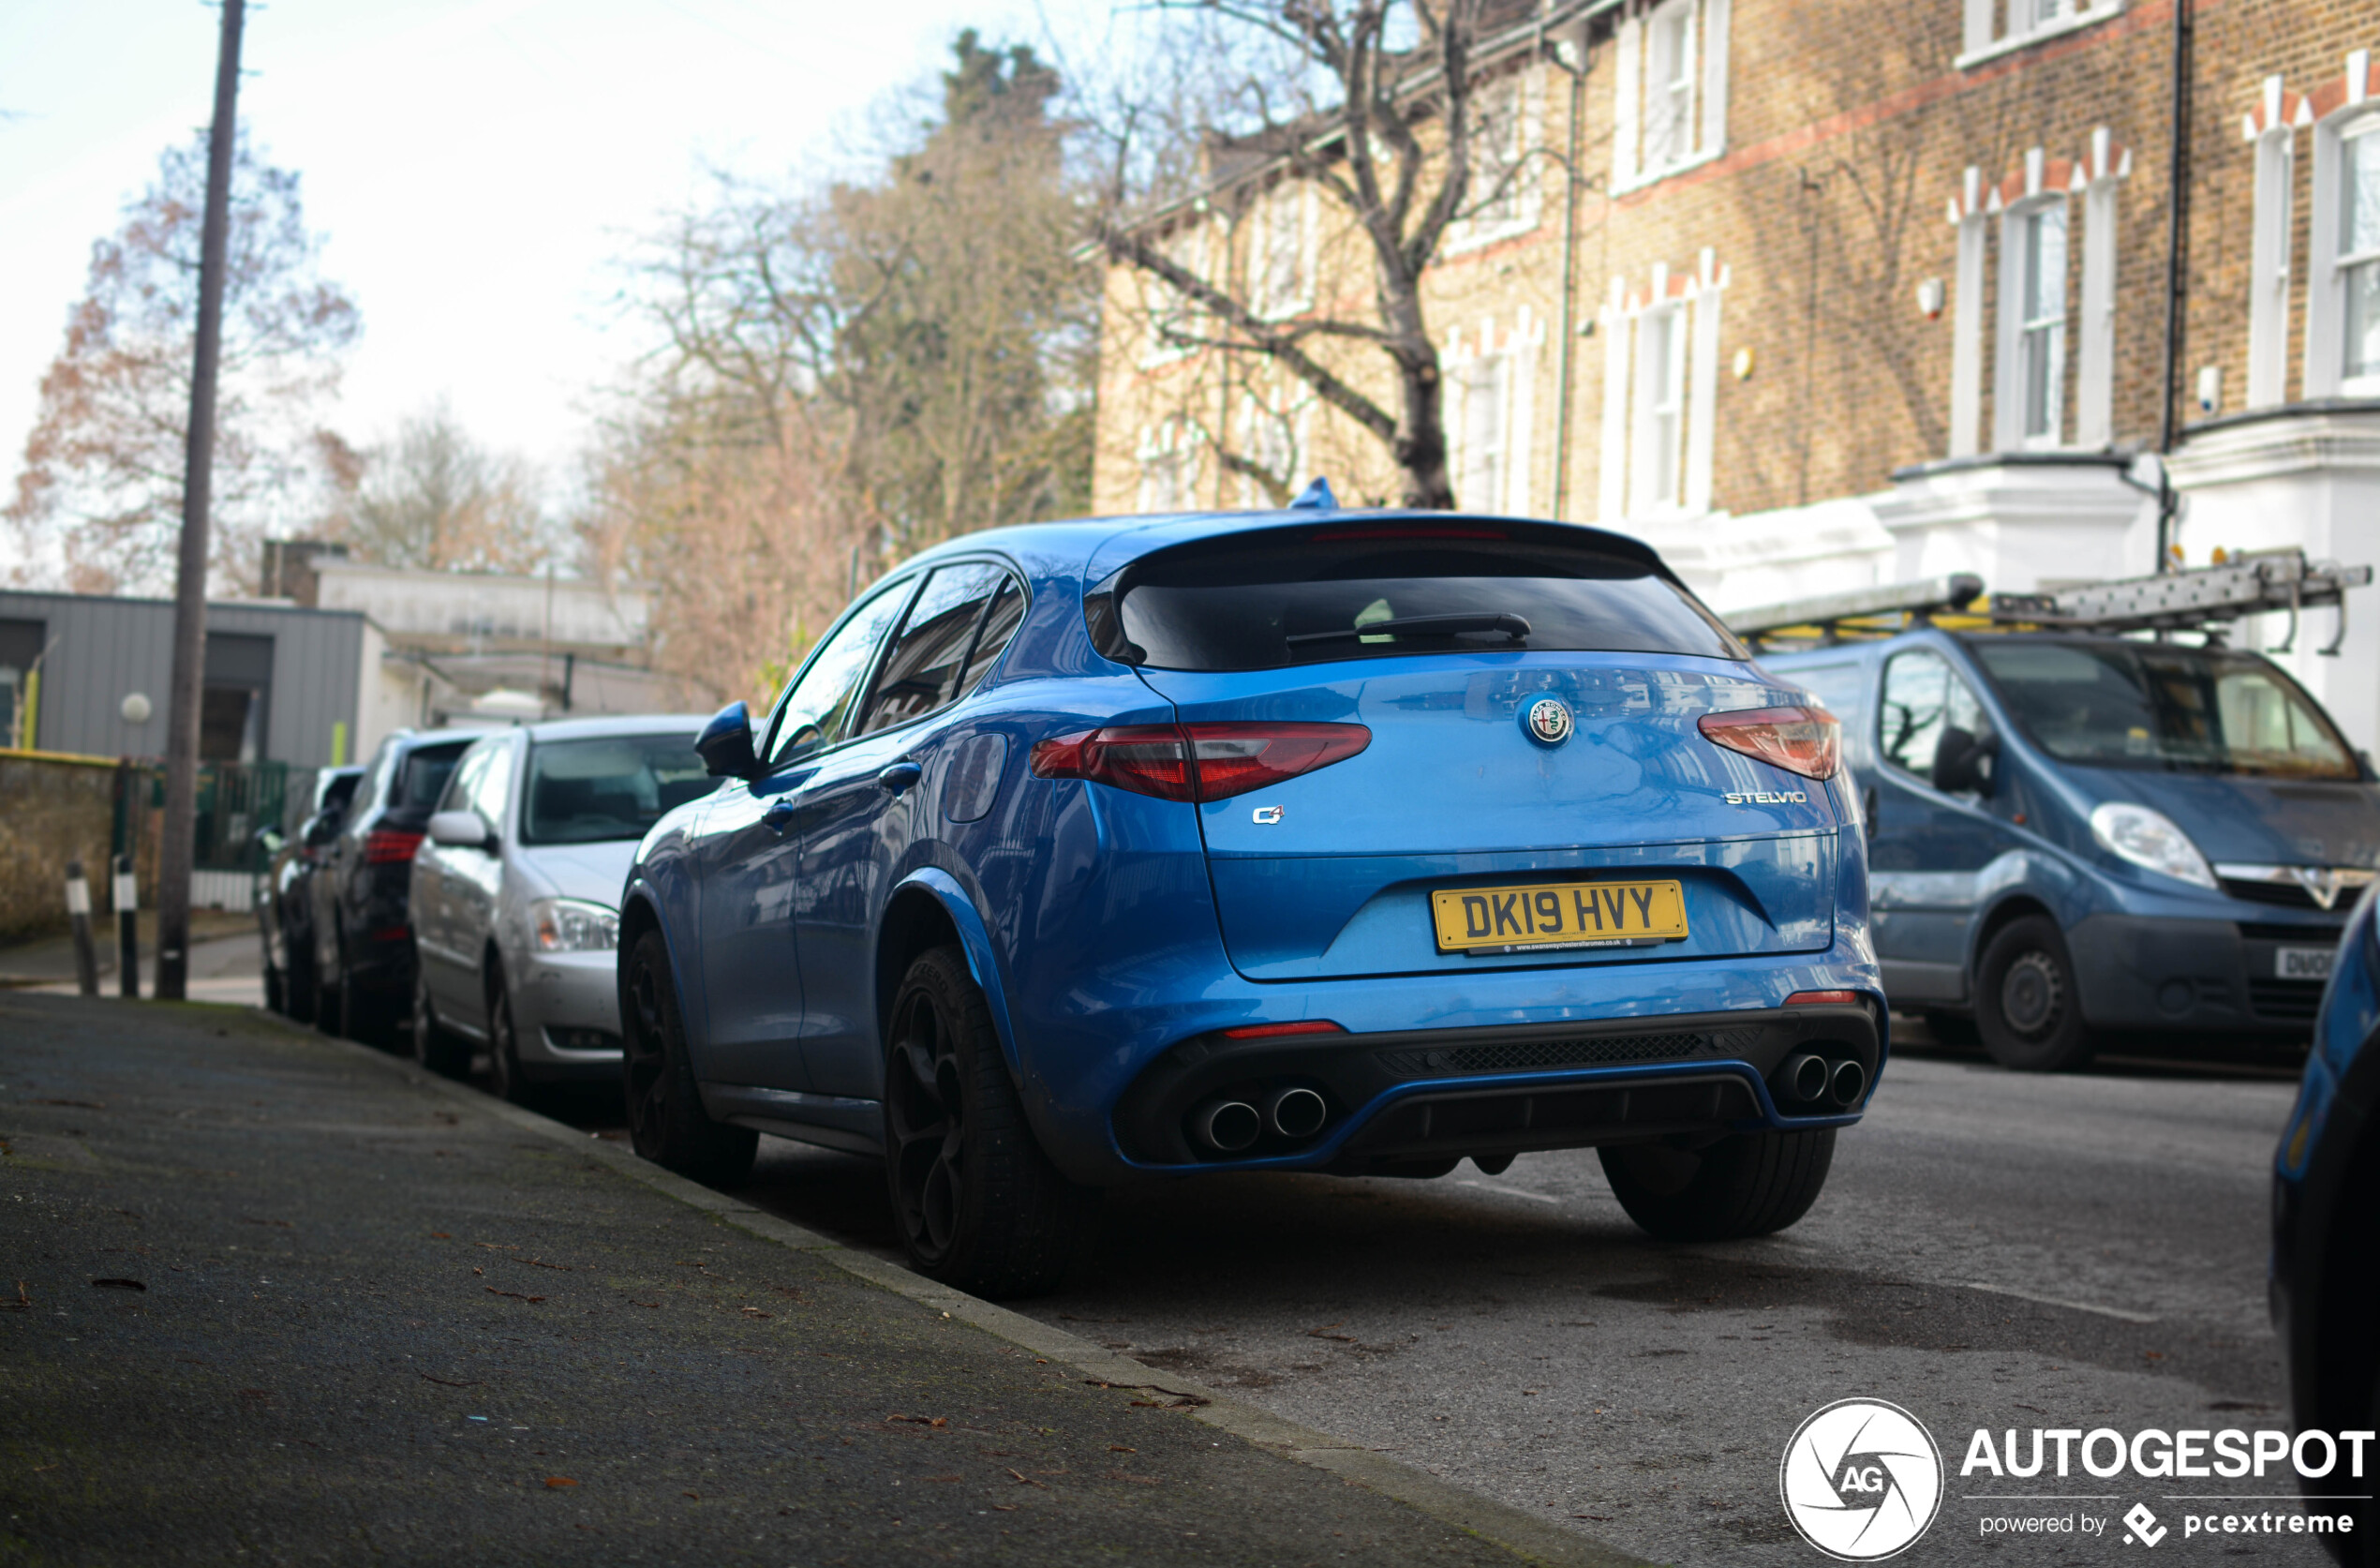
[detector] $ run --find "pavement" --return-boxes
[0,913,261,1007]
[707,1032,2337,1567]
[0,993,1633,1568]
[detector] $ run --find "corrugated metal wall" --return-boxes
[0,590,364,766]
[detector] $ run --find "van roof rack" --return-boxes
[1989,550,2372,652]
[1725,574,1986,649]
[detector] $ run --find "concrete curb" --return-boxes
[245,1005,1653,1568]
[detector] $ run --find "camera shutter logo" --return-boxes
[1778,1398,1943,1561]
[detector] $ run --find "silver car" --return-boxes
[409,715,709,1101]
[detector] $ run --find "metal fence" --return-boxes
[114,761,322,912]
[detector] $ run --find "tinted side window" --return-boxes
[956,579,1024,697]
[1879,650,1987,780]
[393,744,467,814]
[763,582,916,768]
[856,564,1007,737]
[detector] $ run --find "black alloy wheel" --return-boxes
[1974,916,2096,1071]
[1599,1127,1837,1242]
[620,930,755,1186]
[484,971,535,1105]
[882,946,1096,1298]
[410,963,470,1079]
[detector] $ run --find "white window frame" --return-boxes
[1234,394,1304,508]
[1995,195,2071,451]
[1948,169,1989,458]
[2075,129,2125,448]
[1136,420,1198,512]
[1251,182,1311,321]
[1137,219,1210,369]
[2244,82,2300,410]
[1445,312,1542,514]
[1612,0,1732,193]
[2317,112,2380,398]
[1447,72,1542,253]
[1599,252,1725,524]
[1958,0,2123,70]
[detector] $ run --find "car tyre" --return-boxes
[883,946,1098,1298]
[485,972,539,1106]
[339,967,393,1049]
[1975,916,2095,1071]
[411,964,471,1079]
[263,962,285,1016]
[621,930,756,1187]
[285,937,319,1024]
[1599,1127,1836,1242]
[314,947,345,1038]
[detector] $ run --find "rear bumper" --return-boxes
[2067,913,2341,1033]
[1112,1003,1878,1172]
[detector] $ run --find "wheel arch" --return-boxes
[1967,891,2060,979]
[878,869,1023,1082]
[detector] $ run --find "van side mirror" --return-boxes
[1932,725,1998,797]
[696,700,759,779]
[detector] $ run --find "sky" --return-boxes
[0,0,1119,553]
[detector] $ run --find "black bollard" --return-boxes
[114,853,140,1000]
[66,859,99,997]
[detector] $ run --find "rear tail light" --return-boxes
[1696,706,1840,781]
[1030,722,1370,802]
[362,829,425,864]
[1784,990,1862,1007]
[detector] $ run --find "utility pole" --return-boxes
[155,0,245,1002]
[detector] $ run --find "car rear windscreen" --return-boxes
[523,733,707,844]
[1086,525,1745,671]
[392,744,468,814]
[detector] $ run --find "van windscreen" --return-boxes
[1088,527,1746,671]
[1971,639,2358,779]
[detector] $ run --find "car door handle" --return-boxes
[877,761,924,796]
[763,798,798,835]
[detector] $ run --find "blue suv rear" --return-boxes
[619,510,1882,1294]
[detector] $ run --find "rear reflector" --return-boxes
[1784,990,1861,1007]
[1220,1020,1346,1039]
[1696,706,1841,781]
[370,925,411,944]
[363,829,426,864]
[1031,722,1370,802]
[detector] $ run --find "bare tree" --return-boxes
[328,400,552,573]
[6,130,359,593]
[1087,0,1539,510]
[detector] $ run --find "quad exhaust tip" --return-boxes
[1830,1058,1867,1108]
[1194,1098,1262,1153]
[1264,1085,1329,1140]
[1780,1053,1830,1104]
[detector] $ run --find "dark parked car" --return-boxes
[2272,882,2380,1564]
[621,507,1879,1297]
[256,764,364,1021]
[309,729,470,1043]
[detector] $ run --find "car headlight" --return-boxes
[2090,801,2217,889]
[530,898,618,952]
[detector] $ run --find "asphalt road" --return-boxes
[703,1031,2334,1567]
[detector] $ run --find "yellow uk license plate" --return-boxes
[1430,879,1688,954]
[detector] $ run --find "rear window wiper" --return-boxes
[1286,612,1533,647]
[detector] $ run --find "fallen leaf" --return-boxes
[31,1098,104,1110]
[544,1476,578,1489]
[887,1414,948,1427]
[1304,1322,1357,1343]
[485,1288,545,1303]
[926,1474,961,1483]
[990,1503,1019,1512]
[430,1232,451,1239]
[239,1217,293,1229]
[1005,1468,1048,1488]
[1574,1514,1613,1522]
[1108,1445,1137,1454]
[682,1490,700,1501]
[525,1258,573,1271]
[90,1278,145,1292]
[3,1281,29,1310]
[2144,1350,2165,1361]
[421,1374,480,1388]
[631,1301,659,1309]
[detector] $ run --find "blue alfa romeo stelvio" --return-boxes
[618,504,1882,1296]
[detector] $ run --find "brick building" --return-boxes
[1090,0,2380,745]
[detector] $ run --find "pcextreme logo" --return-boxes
[1779,1398,1946,1561]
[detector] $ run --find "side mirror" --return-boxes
[427,809,495,851]
[255,825,286,856]
[1932,725,1998,797]
[696,700,759,779]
